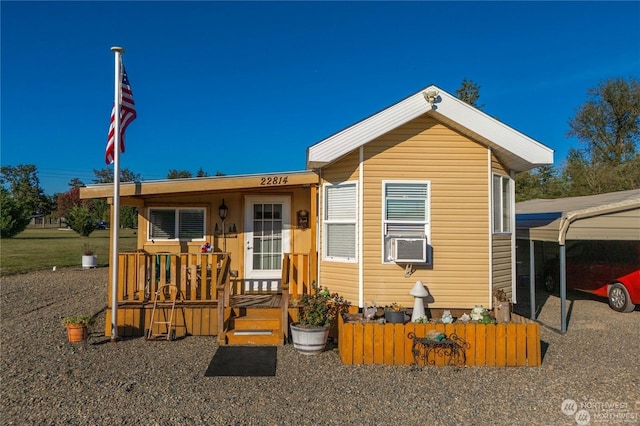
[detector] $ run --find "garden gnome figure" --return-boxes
[410,281,429,322]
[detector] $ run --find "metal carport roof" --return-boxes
[515,189,640,332]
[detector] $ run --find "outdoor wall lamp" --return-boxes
[218,199,228,221]
[423,89,439,106]
[219,199,228,252]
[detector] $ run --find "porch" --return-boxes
[107,251,312,345]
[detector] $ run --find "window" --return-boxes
[492,175,512,233]
[149,208,205,241]
[323,183,357,261]
[383,181,430,263]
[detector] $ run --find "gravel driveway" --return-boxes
[1,267,638,425]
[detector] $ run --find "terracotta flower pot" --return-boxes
[66,323,88,342]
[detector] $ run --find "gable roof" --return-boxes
[306,85,554,172]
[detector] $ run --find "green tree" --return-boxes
[0,164,48,216]
[196,168,209,177]
[92,168,140,229]
[515,165,564,202]
[455,78,484,109]
[0,187,31,238]
[65,204,97,237]
[565,77,640,195]
[167,169,192,179]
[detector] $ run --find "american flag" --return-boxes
[105,64,136,165]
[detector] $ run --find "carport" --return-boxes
[516,189,640,332]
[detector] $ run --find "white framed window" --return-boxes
[323,182,357,262]
[382,181,430,263]
[492,174,512,233]
[148,207,206,241]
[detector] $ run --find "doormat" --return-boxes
[204,346,277,377]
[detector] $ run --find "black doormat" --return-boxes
[205,346,277,377]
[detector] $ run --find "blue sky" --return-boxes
[2,1,639,195]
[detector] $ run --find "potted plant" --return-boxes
[290,283,348,355]
[82,243,97,269]
[62,314,95,342]
[384,303,407,324]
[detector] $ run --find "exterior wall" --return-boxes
[491,152,514,302]
[318,150,361,302]
[130,186,313,283]
[319,115,494,309]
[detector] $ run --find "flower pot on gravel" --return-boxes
[290,323,330,355]
[65,323,88,342]
[62,315,94,343]
[82,255,97,269]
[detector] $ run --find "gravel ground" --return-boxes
[1,267,639,425]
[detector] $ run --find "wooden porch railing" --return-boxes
[115,251,230,303]
[114,251,313,341]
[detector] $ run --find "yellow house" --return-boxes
[307,85,553,311]
[81,84,553,344]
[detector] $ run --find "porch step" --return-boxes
[225,307,283,346]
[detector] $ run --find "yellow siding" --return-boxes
[320,115,494,309]
[491,151,513,302]
[492,235,513,300]
[318,150,360,299]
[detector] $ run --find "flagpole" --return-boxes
[110,46,124,342]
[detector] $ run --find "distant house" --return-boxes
[81,84,553,341]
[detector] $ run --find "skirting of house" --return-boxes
[106,304,219,338]
[338,313,541,367]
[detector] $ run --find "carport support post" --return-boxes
[529,239,536,319]
[560,243,567,333]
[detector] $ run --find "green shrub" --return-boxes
[0,188,31,238]
[65,204,97,237]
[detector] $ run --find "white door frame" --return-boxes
[243,195,291,291]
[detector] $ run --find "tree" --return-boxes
[65,204,97,237]
[167,169,192,179]
[196,168,209,177]
[92,167,141,184]
[565,77,640,194]
[0,187,31,238]
[515,165,563,202]
[92,167,140,228]
[455,79,484,109]
[0,164,48,216]
[68,178,84,188]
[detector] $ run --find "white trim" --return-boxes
[147,206,207,241]
[358,146,364,308]
[307,85,553,172]
[487,150,493,308]
[321,181,358,263]
[510,170,517,304]
[381,179,431,265]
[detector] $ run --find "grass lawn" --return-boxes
[1,227,138,276]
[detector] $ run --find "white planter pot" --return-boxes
[82,255,97,269]
[290,323,329,355]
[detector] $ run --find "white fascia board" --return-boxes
[307,85,554,170]
[307,88,435,167]
[435,91,554,166]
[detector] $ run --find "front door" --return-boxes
[244,195,290,292]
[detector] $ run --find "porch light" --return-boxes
[410,281,430,322]
[218,199,228,221]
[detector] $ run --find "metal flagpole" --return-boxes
[110,46,124,342]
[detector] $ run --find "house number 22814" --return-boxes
[260,176,289,185]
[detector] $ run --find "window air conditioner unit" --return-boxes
[391,238,427,263]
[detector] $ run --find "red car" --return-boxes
[544,240,640,312]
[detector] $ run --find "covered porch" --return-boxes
[107,251,313,345]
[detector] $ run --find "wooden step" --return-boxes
[226,329,283,345]
[234,316,280,330]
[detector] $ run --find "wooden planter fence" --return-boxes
[338,313,541,367]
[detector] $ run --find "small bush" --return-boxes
[65,205,97,237]
[0,188,31,238]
